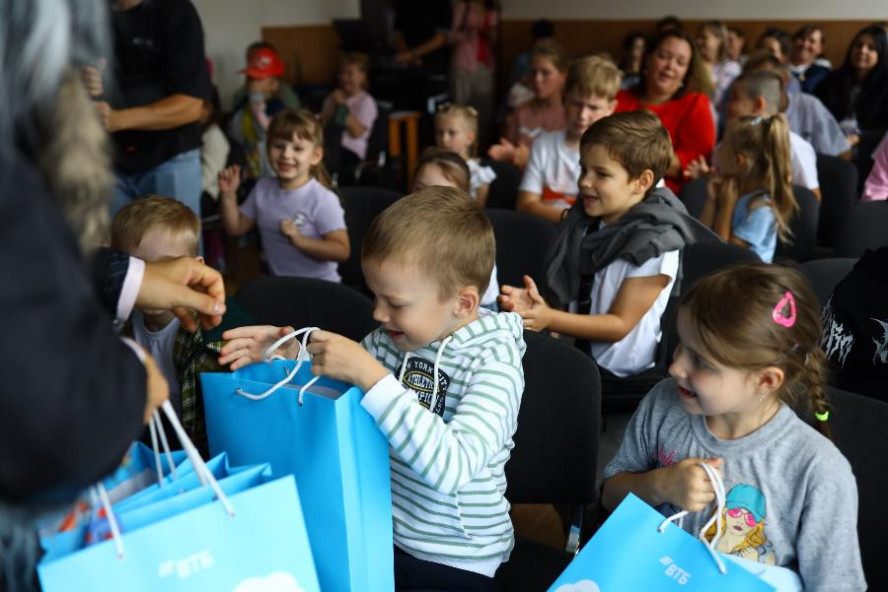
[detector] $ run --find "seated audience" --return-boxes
[616,30,716,194]
[790,24,832,93]
[518,56,620,223]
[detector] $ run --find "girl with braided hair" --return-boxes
[603,263,865,591]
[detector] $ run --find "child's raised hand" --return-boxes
[306,330,388,392]
[218,165,241,195]
[218,325,296,370]
[683,156,711,180]
[658,457,723,512]
[487,138,516,162]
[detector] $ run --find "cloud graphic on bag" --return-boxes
[553,581,601,592]
[232,571,305,592]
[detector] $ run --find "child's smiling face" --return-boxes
[577,143,648,224]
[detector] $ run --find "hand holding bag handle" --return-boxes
[657,462,728,574]
[235,326,322,405]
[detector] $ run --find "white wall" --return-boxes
[193,0,360,108]
[501,0,888,20]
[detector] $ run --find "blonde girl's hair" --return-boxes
[435,104,479,155]
[723,114,798,243]
[680,263,832,439]
[266,108,332,188]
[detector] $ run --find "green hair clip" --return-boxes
[815,410,830,422]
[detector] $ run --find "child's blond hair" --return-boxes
[111,195,200,256]
[362,187,494,300]
[435,104,478,134]
[565,55,622,101]
[580,111,674,187]
[723,114,798,242]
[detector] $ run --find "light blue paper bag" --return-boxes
[202,350,394,592]
[38,402,321,592]
[548,494,776,592]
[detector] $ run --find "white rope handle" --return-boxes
[95,482,125,559]
[160,400,235,517]
[657,461,728,575]
[147,417,163,486]
[235,326,322,405]
[697,462,727,574]
[150,410,179,486]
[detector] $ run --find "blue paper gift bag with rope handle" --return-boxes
[547,493,776,591]
[201,354,394,592]
[38,402,321,592]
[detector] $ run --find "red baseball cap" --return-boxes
[240,47,285,79]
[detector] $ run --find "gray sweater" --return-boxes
[604,378,866,592]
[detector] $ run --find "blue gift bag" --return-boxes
[38,475,320,592]
[548,494,775,592]
[202,357,394,592]
[38,402,321,592]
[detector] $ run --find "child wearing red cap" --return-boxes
[228,45,290,184]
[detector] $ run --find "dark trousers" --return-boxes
[394,545,504,592]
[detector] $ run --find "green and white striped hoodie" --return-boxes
[360,309,526,576]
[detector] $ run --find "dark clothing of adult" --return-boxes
[815,66,888,167]
[110,0,212,174]
[0,152,145,502]
[794,63,831,94]
[393,0,452,73]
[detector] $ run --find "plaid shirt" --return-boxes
[174,322,224,452]
[124,316,224,452]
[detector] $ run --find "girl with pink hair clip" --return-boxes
[602,263,865,591]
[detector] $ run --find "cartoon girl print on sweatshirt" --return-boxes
[705,483,776,565]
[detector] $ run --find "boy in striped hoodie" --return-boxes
[221,187,526,589]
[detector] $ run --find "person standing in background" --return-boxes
[82,0,212,224]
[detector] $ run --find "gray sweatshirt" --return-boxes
[604,378,866,592]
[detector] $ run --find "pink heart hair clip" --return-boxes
[772,290,797,328]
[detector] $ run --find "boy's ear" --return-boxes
[453,285,480,318]
[633,169,656,195]
[606,99,617,116]
[195,255,204,265]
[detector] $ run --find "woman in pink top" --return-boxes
[489,39,568,169]
[448,0,499,149]
[616,29,716,194]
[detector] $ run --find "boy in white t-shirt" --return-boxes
[518,56,621,223]
[502,111,707,377]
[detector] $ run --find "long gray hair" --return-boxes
[1,0,114,252]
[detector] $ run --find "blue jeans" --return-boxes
[113,149,203,251]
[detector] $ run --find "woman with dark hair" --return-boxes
[790,24,831,93]
[815,24,888,158]
[615,29,716,193]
